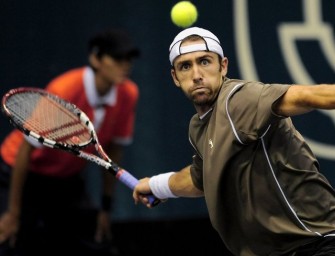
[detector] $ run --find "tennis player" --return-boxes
[0,27,140,255]
[133,27,335,255]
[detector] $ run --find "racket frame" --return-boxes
[2,87,160,206]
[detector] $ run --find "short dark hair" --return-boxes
[88,28,140,60]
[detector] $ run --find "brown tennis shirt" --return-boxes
[189,78,335,255]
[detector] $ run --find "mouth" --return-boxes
[192,86,208,94]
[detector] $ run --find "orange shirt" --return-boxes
[1,67,139,177]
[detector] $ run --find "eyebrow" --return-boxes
[176,53,215,66]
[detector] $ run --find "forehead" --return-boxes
[174,50,217,66]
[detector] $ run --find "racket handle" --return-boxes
[116,169,160,207]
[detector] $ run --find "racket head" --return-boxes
[2,87,95,150]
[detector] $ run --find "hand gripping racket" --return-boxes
[2,87,160,207]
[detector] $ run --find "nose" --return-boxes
[192,64,202,84]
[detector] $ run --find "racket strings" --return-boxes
[6,92,91,145]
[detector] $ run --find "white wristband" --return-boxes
[149,172,178,200]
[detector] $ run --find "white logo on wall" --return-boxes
[234,0,335,160]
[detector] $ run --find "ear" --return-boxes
[171,68,181,87]
[221,57,229,76]
[89,53,100,69]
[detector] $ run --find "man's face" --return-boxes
[171,38,228,107]
[96,55,133,84]
[89,53,134,95]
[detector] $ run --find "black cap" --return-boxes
[88,28,140,60]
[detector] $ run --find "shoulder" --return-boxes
[220,78,291,118]
[48,67,85,85]
[223,78,264,90]
[222,78,290,99]
[46,67,86,97]
[117,79,139,102]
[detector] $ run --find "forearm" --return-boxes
[149,165,204,199]
[133,165,204,207]
[307,84,335,109]
[8,140,32,217]
[275,84,335,116]
[169,165,204,197]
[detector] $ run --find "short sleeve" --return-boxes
[227,82,291,143]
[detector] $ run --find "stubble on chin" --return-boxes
[192,91,213,106]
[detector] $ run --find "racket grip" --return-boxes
[116,169,160,207]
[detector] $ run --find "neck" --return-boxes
[195,105,213,117]
[95,75,113,96]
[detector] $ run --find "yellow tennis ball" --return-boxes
[171,1,198,28]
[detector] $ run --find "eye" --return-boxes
[180,63,191,71]
[200,58,210,66]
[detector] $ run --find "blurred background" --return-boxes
[1,0,335,255]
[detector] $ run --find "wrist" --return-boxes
[149,172,178,199]
[101,195,113,212]
[8,207,20,218]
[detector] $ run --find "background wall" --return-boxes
[1,0,335,253]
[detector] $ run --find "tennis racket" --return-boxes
[1,87,160,207]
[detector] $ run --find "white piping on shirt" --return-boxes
[261,137,320,236]
[189,136,203,160]
[226,83,246,145]
[225,82,322,236]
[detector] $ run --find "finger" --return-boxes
[133,195,139,205]
[133,191,140,204]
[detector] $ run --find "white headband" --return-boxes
[169,27,224,65]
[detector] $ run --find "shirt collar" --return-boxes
[199,108,213,120]
[83,66,117,108]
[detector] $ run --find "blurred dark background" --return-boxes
[1,0,335,255]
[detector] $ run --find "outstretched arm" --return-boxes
[133,165,204,208]
[274,84,335,116]
[0,139,32,244]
